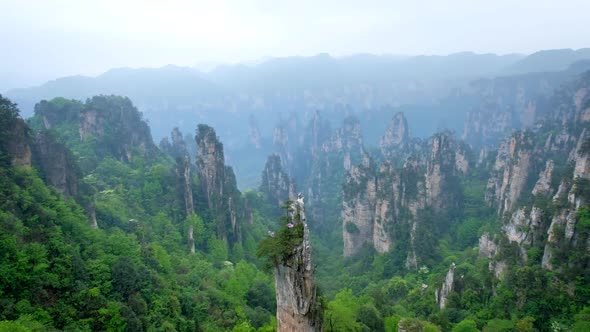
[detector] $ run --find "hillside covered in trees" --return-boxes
[1,67,590,332]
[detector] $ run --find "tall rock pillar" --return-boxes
[274,195,323,332]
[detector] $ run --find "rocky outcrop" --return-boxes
[482,72,590,276]
[462,71,568,150]
[274,196,323,332]
[435,263,456,310]
[260,154,296,207]
[380,112,409,160]
[32,131,80,197]
[322,116,364,172]
[532,160,555,197]
[273,112,302,175]
[195,124,242,243]
[274,125,292,173]
[485,132,534,215]
[249,115,262,149]
[342,154,376,256]
[462,102,516,149]
[80,96,158,163]
[305,116,363,234]
[164,128,195,216]
[541,133,590,270]
[341,132,464,264]
[196,124,227,210]
[162,128,197,252]
[34,96,158,165]
[426,133,461,213]
[478,233,498,259]
[7,118,32,167]
[503,207,544,252]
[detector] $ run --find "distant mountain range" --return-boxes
[5,49,590,117]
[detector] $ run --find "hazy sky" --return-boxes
[1,0,589,84]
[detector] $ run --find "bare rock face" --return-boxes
[461,73,562,150]
[178,154,194,216]
[305,111,331,160]
[342,154,376,256]
[462,104,515,149]
[435,263,456,309]
[532,160,555,197]
[260,154,296,207]
[503,207,543,251]
[485,132,534,215]
[274,125,292,173]
[162,128,197,252]
[7,118,32,167]
[196,124,227,210]
[573,129,590,180]
[195,124,242,242]
[380,112,409,160]
[170,127,188,158]
[32,131,79,197]
[274,196,323,332]
[249,114,262,149]
[83,97,157,162]
[306,116,364,232]
[323,116,364,171]
[478,233,508,279]
[164,128,195,217]
[340,132,465,266]
[542,209,576,270]
[426,133,460,212]
[478,232,498,259]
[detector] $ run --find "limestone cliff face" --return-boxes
[79,96,158,163]
[341,132,464,265]
[322,116,364,171]
[273,112,302,175]
[541,129,590,270]
[7,118,32,167]
[482,71,590,275]
[426,133,461,213]
[274,125,292,174]
[249,115,262,149]
[306,116,363,233]
[162,128,195,217]
[462,102,516,149]
[274,196,322,332]
[532,160,555,197]
[435,263,456,310]
[306,110,331,160]
[32,131,80,197]
[6,106,96,228]
[35,96,158,164]
[195,124,242,242]
[485,132,534,215]
[7,116,92,221]
[380,112,409,160]
[342,154,376,256]
[162,128,197,253]
[196,124,227,210]
[462,72,567,149]
[260,154,296,207]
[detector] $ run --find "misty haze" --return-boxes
[1,1,590,331]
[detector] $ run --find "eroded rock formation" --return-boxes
[380,112,409,160]
[274,196,323,332]
[260,154,296,207]
[195,124,242,243]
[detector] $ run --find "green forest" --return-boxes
[1,85,590,332]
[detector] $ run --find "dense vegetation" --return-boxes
[1,84,590,332]
[0,95,279,331]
